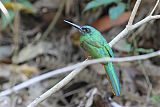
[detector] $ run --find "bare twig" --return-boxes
[27,50,160,107]
[109,15,160,47]
[0,66,80,97]
[0,1,10,19]
[1,50,160,97]
[132,15,160,29]
[41,0,66,40]
[127,0,141,26]
[110,0,160,47]
[150,0,160,15]
[81,51,160,65]
[27,62,86,107]
[13,9,20,56]
[138,61,152,106]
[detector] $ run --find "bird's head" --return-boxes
[64,20,100,36]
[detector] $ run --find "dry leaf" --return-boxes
[0,46,13,60]
[16,64,38,77]
[12,41,52,63]
[113,39,132,52]
[92,12,130,32]
[90,64,106,75]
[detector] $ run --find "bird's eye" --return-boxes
[82,28,91,33]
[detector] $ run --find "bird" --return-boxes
[64,20,120,96]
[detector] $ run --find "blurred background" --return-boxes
[0,0,160,107]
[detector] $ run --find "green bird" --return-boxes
[64,20,120,96]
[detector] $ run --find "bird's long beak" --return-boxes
[64,20,82,31]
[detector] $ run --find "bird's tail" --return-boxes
[104,62,120,96]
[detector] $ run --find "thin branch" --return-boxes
[27,50,160,107]
[0,66,77,97]
[109,15,160,46]
[41,0,66,40]
[127,0,141,26]
[132,15,160,29]
[150,0,160,15]
[27,63,87,107]
[78,51,160,66]
[1,51,160,97]
[0,1,10,19]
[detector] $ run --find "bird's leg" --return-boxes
[81,49,92,59]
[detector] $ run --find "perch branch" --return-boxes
[27,62,87,107]
[1,51,160,97]
[27,50,160,107]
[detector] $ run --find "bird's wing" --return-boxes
[81,39,103,48]
[81,39,114,57]
[104,44,114,57]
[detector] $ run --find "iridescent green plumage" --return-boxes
[64,20,120,96]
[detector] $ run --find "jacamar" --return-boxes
[64,20,120,96]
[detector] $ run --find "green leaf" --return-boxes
[0,0,34,30]
[18,0,33,8]
[135,48,154,53]
[1,10,15,30]
[17,0,34,12]
[1,0,11,3]
[114,39,132,52]
[84,0,120,12]
[151,95,160,104]
[109,2,126,20]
